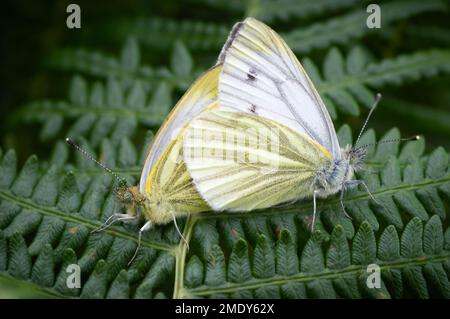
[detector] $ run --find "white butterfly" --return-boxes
[183,18,418,229]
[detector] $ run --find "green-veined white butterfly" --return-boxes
[67,17,418,264]
[182,17,419,230]
[67,65,221,264]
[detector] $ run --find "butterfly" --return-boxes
[67,18,417,264]
[68,65,221,264]
[182,17,419,230]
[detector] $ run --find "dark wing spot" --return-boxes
[247,68,257,81]
[249,104,257,114]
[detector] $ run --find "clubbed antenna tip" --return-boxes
[375,93,382,104]
[65,137,74,145]
[358,135,421,150]
[354,93,383,147]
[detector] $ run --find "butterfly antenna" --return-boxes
[354,93,382,147]
[358,135,420,150]
[65,137,123,184]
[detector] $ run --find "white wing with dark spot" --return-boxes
[217,18,341,159]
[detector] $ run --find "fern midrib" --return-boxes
[317,51,450,94]
[21,103,167,124]
[50,50,195,88]
[0,272,64,298]
[285,7,367,46]
[281,1,445,51]
[49,165,450,221]
[0,190,175,253]
[50,51,175,82]
[185,253,450,297]
[2,163,444,252]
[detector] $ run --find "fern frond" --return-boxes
[252,0,361,22]
[0,126,449,298]
[0,140,179,298]
[46,38,196,90]
[308,47,450,117]
[100,17,229,51]
[13,76,172,146]
[14,47,450,139]
[178,131,450,298]
[284,0,447,53]
[86,1,446,55]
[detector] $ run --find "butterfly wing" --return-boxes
[144,130,210,224]
[217,17,341,159]
[140,65,221,193]
[183,108,332,211]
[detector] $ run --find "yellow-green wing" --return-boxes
[183,109,333,211]
[142,131,210,225]
[140,65,222,194]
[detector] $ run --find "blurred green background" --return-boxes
[1,0,450,166]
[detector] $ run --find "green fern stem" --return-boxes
[173,214,199,299]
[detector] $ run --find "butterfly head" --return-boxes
[347,145,367,172]
[116,181,142,206]
[114,182,173,225]
[65,137,148,223]
[346,93,419,172]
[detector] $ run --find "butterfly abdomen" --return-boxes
[140,189,208,225]
[140,196,173,225]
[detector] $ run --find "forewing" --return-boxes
[147,133,209,214]
[217,17,341,159]
[140,65,221,193]
[183,108,332,211]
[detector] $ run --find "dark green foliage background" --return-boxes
[0,0,449,298]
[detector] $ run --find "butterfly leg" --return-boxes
[339,187,353,220]
[355,180,388,211]
[311,190,319,232]
[172,214,190,250]
[91,213,137,233]
[128,220,153,266]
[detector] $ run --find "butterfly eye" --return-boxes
[120,191,132,204]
